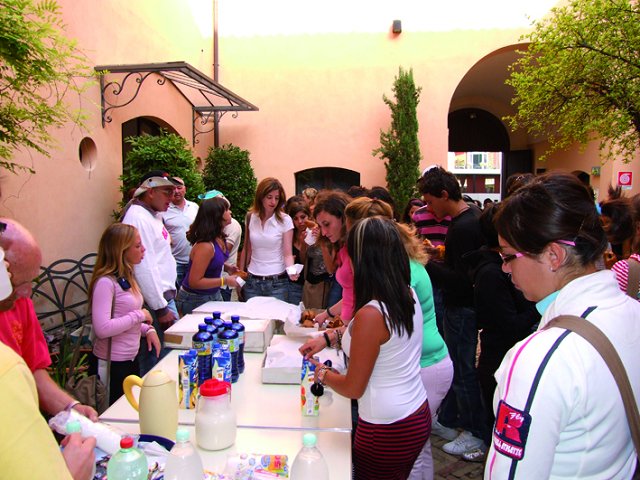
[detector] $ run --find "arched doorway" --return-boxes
[121,116,179,166]
[449,45,533,200]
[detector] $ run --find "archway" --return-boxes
[121,116,179,167]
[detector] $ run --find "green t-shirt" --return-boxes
[410,260,449,367]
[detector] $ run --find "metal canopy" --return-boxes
[94,61,258,145]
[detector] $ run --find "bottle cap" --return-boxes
[176,428,190,443]
[204,316,213,325]
[302,433,317,447]
[231,315,240,322]
[120,436,134,449]
[213,311,222,318]
[198,323,207,331]
[65,420,82,434]
[199,378,231,397]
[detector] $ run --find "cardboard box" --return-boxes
[164,313,274,353]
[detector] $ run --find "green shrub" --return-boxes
[120,131,205,210]
[202,144,257,224]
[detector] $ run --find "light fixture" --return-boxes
[392,20,402,34]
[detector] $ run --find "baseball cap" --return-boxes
[133,170,181,197]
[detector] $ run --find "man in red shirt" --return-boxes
[0,218,97,420]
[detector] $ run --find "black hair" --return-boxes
[347,216,415,337]
[367,186,397,218]
[504,173,535,199]
[401,198,425,224]
[417,166,462,201]
[186,197,228,244]
[494,172,606,266]
[347,185,369,198]
[479,202,500,248]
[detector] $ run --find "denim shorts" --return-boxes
[176,288,223,316]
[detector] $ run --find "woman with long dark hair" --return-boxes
[176,196,241,315]
[301,217,429,479]
[89,223,161,404]
[486,172,640,479]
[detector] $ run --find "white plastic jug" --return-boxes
[195,378,236,450]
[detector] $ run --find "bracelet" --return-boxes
[220,276,225,288]
[315,365,329,385]
[326,306,335,318]
[65,400,81,412]
[323,332,331,348]
[331,329,343,350]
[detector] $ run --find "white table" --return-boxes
[106,422,352,479]
[100,350,352,432]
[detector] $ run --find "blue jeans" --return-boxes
[326,277,343,308]
[176,288,223,316]
[138,298,178,376]
[175,262,189,290]
[220,287,232,302]
[441,304,486,440]
[242,275,289,302]
[288,281,303,306]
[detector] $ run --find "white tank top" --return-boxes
[342,289,426,424]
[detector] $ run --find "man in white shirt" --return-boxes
[121,170,180,372]
[163,177,198,288]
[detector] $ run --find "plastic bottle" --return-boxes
[218,323,239,382]
[203,316,218,342]
[212,311,224,330]
[107,436,148,480]
[290,433,329,480]
[230,315,246,374]
[192,323,213,385]
[163,428,204,480]
[66,420,96,480]
[195,379,236,451]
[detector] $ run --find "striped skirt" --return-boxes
[353,401,431,480]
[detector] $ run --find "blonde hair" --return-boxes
[345,197,428,264]
[88,223,141,305]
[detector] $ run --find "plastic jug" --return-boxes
[195,378,236,450]
[123,370,178,440]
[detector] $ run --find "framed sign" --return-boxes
[617,171,633,190]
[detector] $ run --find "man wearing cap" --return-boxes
[198,190,243,301]
[121,171,180,371]
[163,177,199,288]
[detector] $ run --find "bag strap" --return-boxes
[545,315,640,460]
[627,258,640,299]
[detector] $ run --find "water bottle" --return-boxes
[218,323,239,383]
[230,315,246,374]
[290,433,329,480]
[212,311,224,330]
[65,420,96,480]
[192,324,213,386]
[107,436,148,480]
[163,428,204,480]
[203,316,218,342]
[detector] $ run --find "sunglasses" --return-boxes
[499,240,576,265]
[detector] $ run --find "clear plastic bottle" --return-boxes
[65,420,96,480]
[290,433,329,480]
[163,428,204,480]
[107,436,148,480]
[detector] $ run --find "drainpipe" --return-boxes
[213,0,220,147]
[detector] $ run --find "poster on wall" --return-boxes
[617,171,633,190]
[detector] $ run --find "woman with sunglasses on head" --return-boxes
[89,223,161,405]
[302,216,429,480]
[485,172,640,479]
[176,196,241,315]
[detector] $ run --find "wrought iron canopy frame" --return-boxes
[94,61,258,145]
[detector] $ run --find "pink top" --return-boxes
[91,276,151,361]
[0,297,51,371]
[335,245,355,321]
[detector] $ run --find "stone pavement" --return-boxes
[432,435,485,480]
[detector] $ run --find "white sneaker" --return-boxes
[442,431,485,456]
[431,420,459,441]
